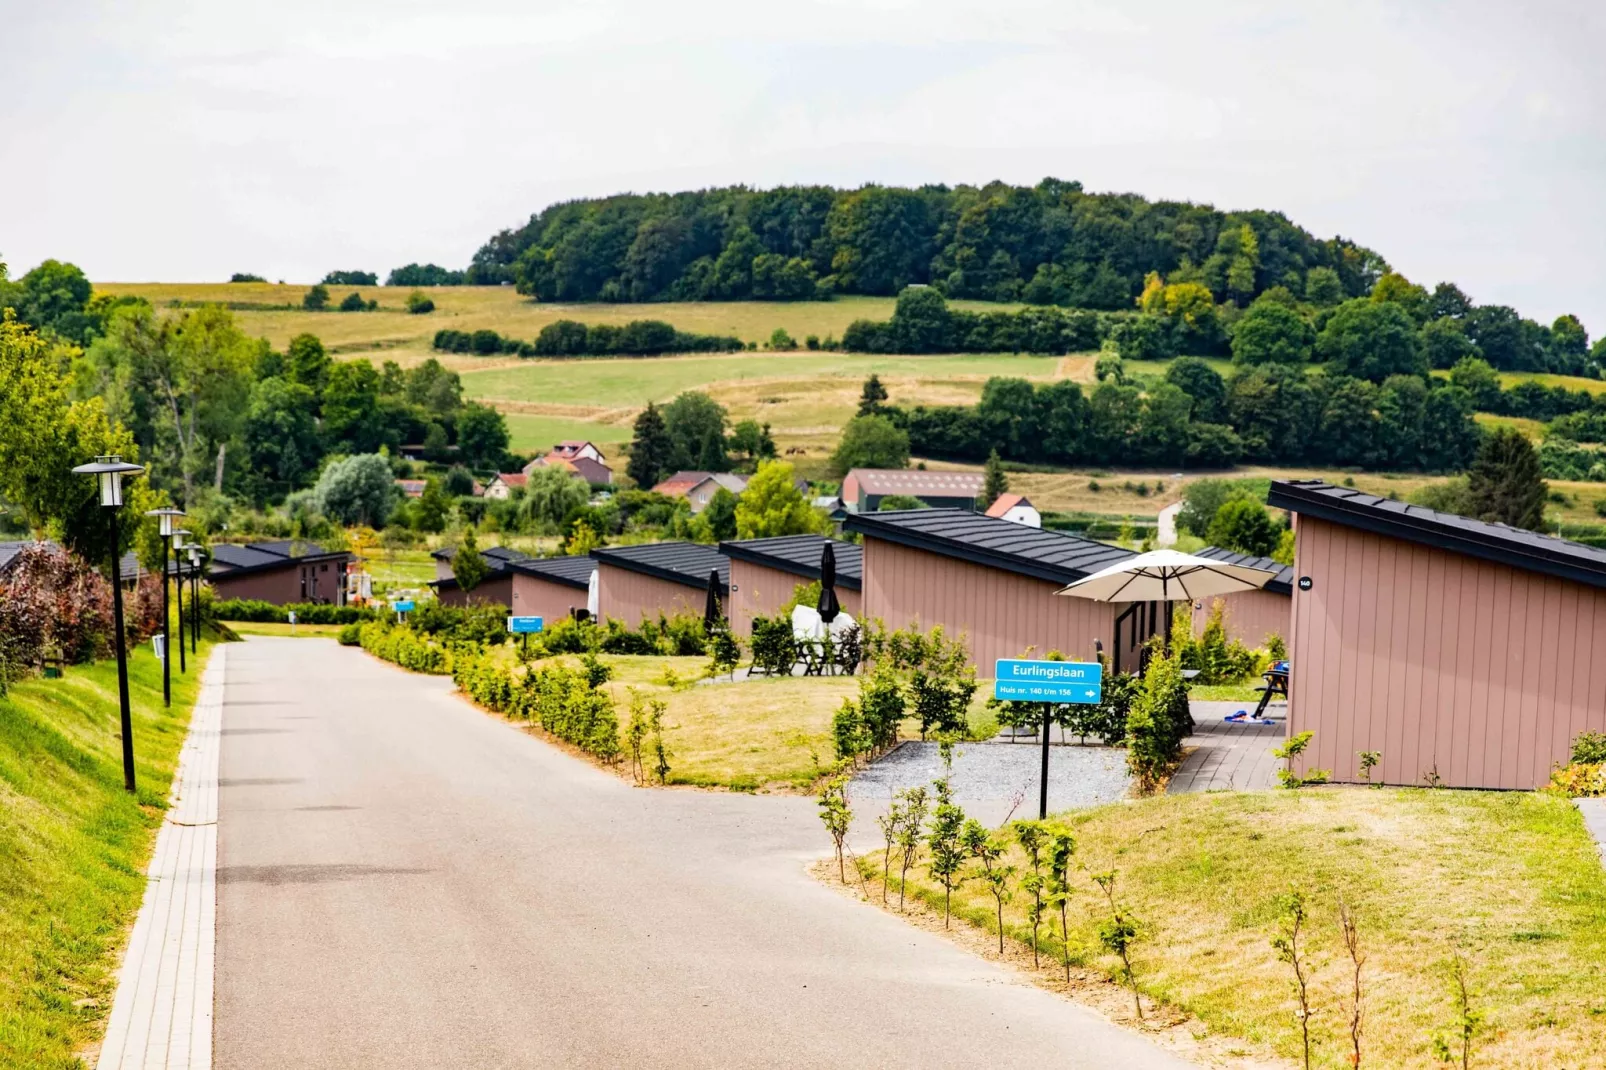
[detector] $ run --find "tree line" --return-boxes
[465,179,1390,308]
[432,320,745,358]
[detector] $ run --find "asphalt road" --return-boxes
[215,638,1193,1069]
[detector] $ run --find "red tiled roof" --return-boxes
[984,492,1032,518]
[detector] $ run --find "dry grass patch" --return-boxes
[855,787,1606,1069]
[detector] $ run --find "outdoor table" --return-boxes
[1252,661,1289,718]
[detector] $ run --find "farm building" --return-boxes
[841,469,984,513]
[843,509,1162,673]
[592,542,728,624]
[1268,479,1606,790]
[718,534,863,635]
[481,473,528,500]
[207,541,352,605]
[1190,546,1293,648]
[524,443,613,486]
[984,492,1041,527]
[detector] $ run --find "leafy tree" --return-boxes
[1369,270,1431,323]
[1163,357,1226,423]
[302,284,329,311]
[1303,266,1344,306]
[238,377,320,505]
[926,755,967,927]
[627,402,674,487]
[1177,478,1260,538]
[699,486,739,541]
[288,333,332,398]
[314,453,396,527]
[1449,356,1501,411]
[338,291,367,312]
[452,526,489,591]
[829,414,909,477]
[414,478,451,533]
[857,373,889,416]
[1207,498,1281,557]
[1317,299,1426,381]
[1466,427,1546,530]
[877,494,927,511]
[1429,282,1473,321]
[444,465,476,496]
[406,290,435,314]
[229,272,266,283]
[727,419,774,465]
[1231,301,1313,365]
[980,450,1008,508]
[456,402,509,470]
[662,391,729,471]
[1421,317,1478,370]
[322,270,378,286]
[387,263,466,286]
[321,360,384,453]
[734,460,825,538]
[522,465,590,530]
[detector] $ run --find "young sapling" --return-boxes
[960,819,1015,955]
[1271,888,1316,1070]
[1093,870,1142,1021]
[893,785,928,911]
[1013,820,1047,967]
[1357,750,1381,787]
[1047,828,1077,982]
[1339,896,1365,1068]
[817,767,853,883]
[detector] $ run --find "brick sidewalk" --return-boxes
[96,647,226,1070]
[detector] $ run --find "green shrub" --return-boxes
[213,599,379,625]
[749,615,797,675]
[450,650,621,762]
[1572,731,1606,765]
[1125,643,1191,793]
[337,622,362,646]
[1175,600,1258,683]
[358,621,451,674]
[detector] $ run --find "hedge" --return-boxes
[452,650,620,761]
[213,599,381,625]
[358,621,452,674]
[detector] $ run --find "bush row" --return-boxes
[451,651,621,761]
[432,320,745,359]
[213,599,381,625]
[357,621,452,674]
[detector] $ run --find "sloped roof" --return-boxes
[490,472,528,489]
[845,508,1134,586]
[1195,546,1294,596]
[652,471,717,495]
[592,541,729,591]
[719,534,863,591]
[208,540,347,576]
[1267,479,1606,590]
[428,544,530,573]
[566,456,613,484]
[984,492,1034,518]
[848,469,984,498]
[509,554,596,590]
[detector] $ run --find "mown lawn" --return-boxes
[228,621,344,637]
[0,641,215,1070]
[858,787,1606,1069]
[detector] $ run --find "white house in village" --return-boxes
[984,492,1041,528]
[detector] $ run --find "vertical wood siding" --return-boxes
[509,574,589,623]
[859,538,1117,672]
[597,565,718,625]
[727,560,863,636]
[1288,517,1606,789]
[1191,590,1292,649]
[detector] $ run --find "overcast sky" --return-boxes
[3,1,1602,333]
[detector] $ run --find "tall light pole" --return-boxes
[73,455,146,794]
[188,543,202,653]
[171,531,191,675]
[145,508,185,708]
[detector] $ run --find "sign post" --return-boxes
[507,615,543,654]
[392,598,414,624]
[994,659,1103,819]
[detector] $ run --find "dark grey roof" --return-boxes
[592,541,729,591]
[509,554,596,590]
[429,544,529,567]
[1195,546,1294,596]
[0,540,41,575]
[845,508,1134,586]
[1267,480,1606,590]
[208,540,347,576]
[718,535,862,591]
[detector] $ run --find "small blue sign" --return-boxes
[994,659,1102,704]
[507,615,544,634]
[393,599,415,613]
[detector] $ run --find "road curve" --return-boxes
[215,637,1192,1069]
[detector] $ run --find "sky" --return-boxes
[3,0,1603,334]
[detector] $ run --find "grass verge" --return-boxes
[0,642,215,1070]
[848,786,1606,1069]
[227,621,345,638]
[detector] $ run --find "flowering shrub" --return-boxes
[0,544,117,682]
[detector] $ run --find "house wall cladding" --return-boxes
[727,560,863,636]
[859,539,1118,672]
[597,565,715,624]
[1193,590,1291,649]
[1288,516,1606,790]
[436,574,514,609]
[511,573,590,623]
[213,559,346,606]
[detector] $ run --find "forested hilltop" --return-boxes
[468,179,1385,308]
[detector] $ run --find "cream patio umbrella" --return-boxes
[1054,548,1279,603]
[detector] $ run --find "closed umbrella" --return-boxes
[1054,549,1278,602]
[704,568,722,631]
[817,542,841,624]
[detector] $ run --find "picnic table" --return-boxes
[1252,660,1289,718]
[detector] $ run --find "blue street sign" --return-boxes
[393,600,415,613]
[993,659,1102,704]
[507,615,544,634]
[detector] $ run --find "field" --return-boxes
[856,786,1606,1069]
[0,641,215,1070]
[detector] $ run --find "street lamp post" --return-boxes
[145,508,185,708]
[188,543,201,653]
[73,455,146,794]
[172,531,191,674]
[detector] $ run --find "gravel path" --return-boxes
[850,739,1131,828]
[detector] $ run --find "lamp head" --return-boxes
[72,455,145,508]
[144,506,186,537]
